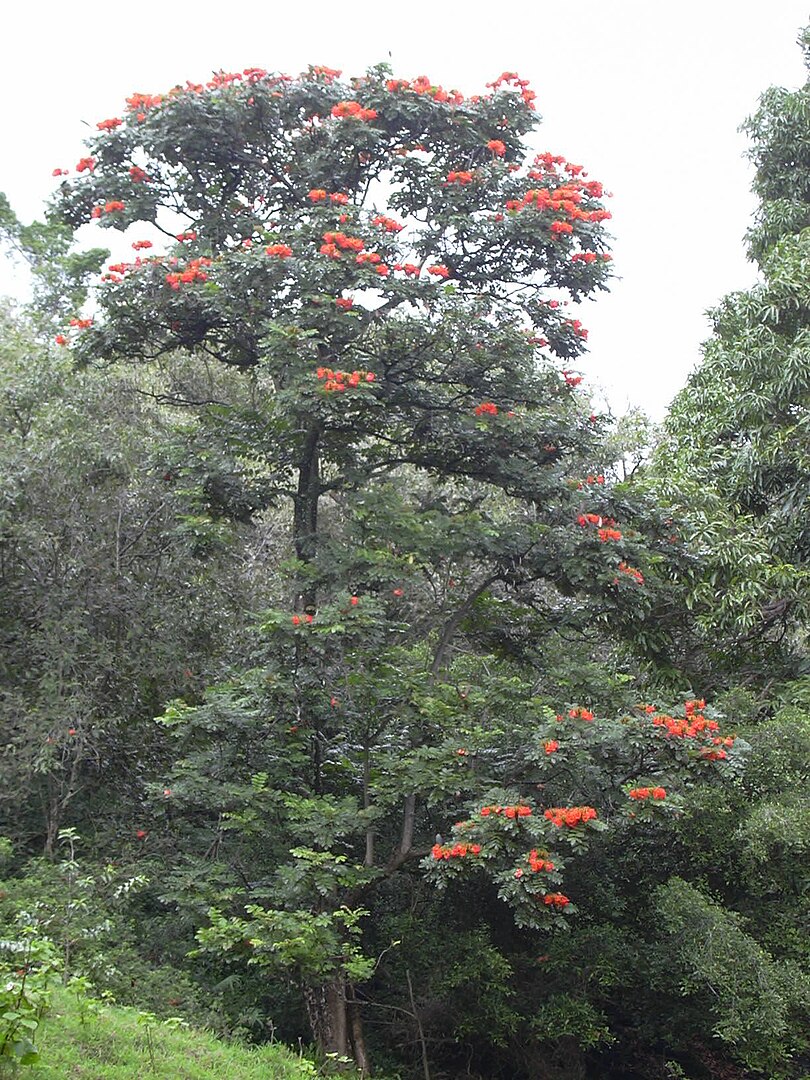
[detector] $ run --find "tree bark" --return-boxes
[303,974,350,1062]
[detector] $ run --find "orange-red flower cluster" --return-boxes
[578,513,615,529]
[90,200,125,219]
[487,139,506,156]
[385,77,465,105]
[129,166,150,182]
[485,71,536,109]
[615,562,644,585]
[320,231,365,257]
[125,92,163,114]
[52,168,68,177]
[316,367,376,392]
[331,100,377,121]
[265,244,293,257]
[554,707,595,722]
[480,804,532,818]
[76,157,95,173]
[544,740,559,754]
[474,402,498,417]
[132,240,153,251]
[431,842,482,860]
[527,849,555,872]
[291,613,314,626]
[427,265,450,278]
[335,297,354,310]
[446,170,474,185]
[371,214,404,233]
[176,231,197,242]
[165,256,212,289]
[571,251,611,264]
[544,806,597,828]
[96,117,123,131]
[628,787,666,800]
[69,317,93,329]
[543,893,570,907]
[651,706,719,740]
[563,371,582,386]
[598,527,623,543]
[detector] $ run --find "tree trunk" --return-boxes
[303,974,350,1063]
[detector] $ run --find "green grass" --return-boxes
[12,989,317,1079]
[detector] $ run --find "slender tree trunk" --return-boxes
[293,421,322,612]
[303,974,350,1062]
[348,990,371,1076]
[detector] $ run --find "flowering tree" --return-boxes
[48,65,712,1071]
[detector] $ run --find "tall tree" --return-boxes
[45,64,700,1070]
[652,30,810,687]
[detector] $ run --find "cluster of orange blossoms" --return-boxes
[176,231,197,242]
[544,806,597,828]
[598,527,623,543]
[578,513,615,528]
[316,367,376,393]
[291,613,314,626]
[132,240,153,251]
[265,244,293,257]
[76,157,95,173]
[485,71,537,108]
[90,201,125,219]
[165,257,212,289]
[628,787,666,800]
[527,850,555,872]
[431,842,482,860]
[331,100,377,121]
[615,562,644,585]
[308,189,350,204]
[385,76,465,105]
[563,371,582,387]
[480,804,532,819]
[544,740,559,754]
[556,707,595,722]
[69,317,93,329]
[571,251,611,264]
[487,139,507,156]
[445,170,475,185]
[543,893,570,908]
[577,474,605,488]
[371,214,404,233]
[474,402,499,417]
[96,117,123,131]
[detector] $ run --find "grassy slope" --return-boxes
[23,989,316,1079]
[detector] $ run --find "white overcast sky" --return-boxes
[1,0,807,418]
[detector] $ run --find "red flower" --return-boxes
[52,168,68,177]
[392,587,404,597]
[76,157,95,173]
[544,740,559,754]
[265,244,293,257]
[292,615,301,626]
[105,201,125,213]
[136,829,147,840]
[487,139,506,156]
[97,117,123,131]
[474,402,498,416]
[427,265,450,278]
[308,189,327,201]
[543,893,570,908]
[55,334,69,345]
[129,166,149,182]
[331,100,377,121]
[132,240,153,250]
[350,595,359,606]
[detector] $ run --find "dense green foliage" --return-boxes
[0,43,808,1080]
